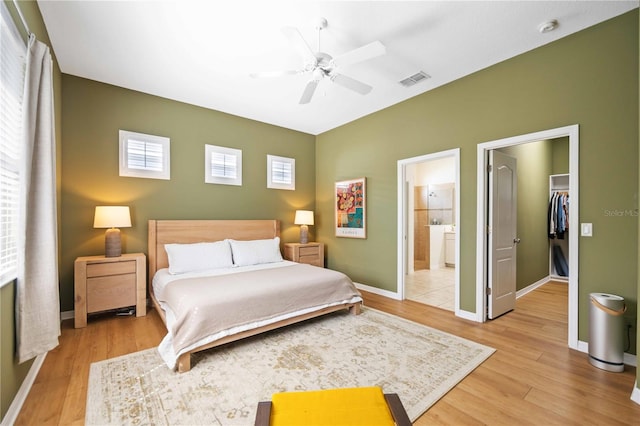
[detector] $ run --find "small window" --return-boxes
[267,155,295,190]
[119,130,170,180]
[205,144,242,186]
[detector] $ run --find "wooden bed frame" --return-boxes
[148,219,362,373]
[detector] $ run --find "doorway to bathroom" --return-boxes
[397,149,460,313]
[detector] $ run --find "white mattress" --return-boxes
[152,261,362,369]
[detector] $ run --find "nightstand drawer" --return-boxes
[299,246,320,258]
[87,260,136,277]
[283,242,324,267]
[299,254,320,264]
[300,258,322,267]
[87,274,136,312]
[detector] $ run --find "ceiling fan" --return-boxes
[250,18,386,104]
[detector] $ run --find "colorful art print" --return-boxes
[335,177,366,238]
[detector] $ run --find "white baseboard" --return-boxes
[455,309,480,322]
[355,282,481,323]
[575,340,589,354]
[516,276,553,299]
[354,282,402,300]
[624,352,638,367]
[576,339,637,367]
[631,381,640,405]
[1,352,47,426]
[577,339,588,354]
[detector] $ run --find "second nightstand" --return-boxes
[284,242,324,267]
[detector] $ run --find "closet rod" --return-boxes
[11,0,31,37]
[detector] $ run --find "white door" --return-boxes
[488,150,518,319]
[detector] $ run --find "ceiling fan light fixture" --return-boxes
[312,68,325,80]
[254,18,386,104]
[538,19,559,33]
[314,17,328,31]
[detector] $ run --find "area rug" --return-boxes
[86,307,494,425]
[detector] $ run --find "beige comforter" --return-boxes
[157,263,362,354]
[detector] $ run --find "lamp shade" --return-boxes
[93,206,131,228]
[294,210,314,226]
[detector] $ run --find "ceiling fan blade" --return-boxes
[299,80,319,104]
[249,70,299,78]
[330,40,386,68]
[330,73,372,95]
[282,26,317,64]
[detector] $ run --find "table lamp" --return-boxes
[294,210,314,244]
[94,206,132,257]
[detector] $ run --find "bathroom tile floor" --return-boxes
[405,267,455,311]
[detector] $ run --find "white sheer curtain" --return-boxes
[16,34,60,363]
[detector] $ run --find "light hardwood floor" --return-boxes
[15,281,640,425]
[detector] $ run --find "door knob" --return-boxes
[514,238,521,244]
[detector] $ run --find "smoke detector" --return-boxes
[538,19,559,33]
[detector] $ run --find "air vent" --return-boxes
[399,71,431,87]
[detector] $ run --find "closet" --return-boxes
[549,174,569,281]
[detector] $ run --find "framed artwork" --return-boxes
[335,177,366,238]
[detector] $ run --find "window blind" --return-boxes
[127,139,164,172]
[0,2,26,285]
[211,152,237,179]
[271,160,292,184]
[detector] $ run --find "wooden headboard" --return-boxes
[148,219,281,280]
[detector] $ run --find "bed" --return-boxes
[148,219,363,372]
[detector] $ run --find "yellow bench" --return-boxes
[254,386,411,426]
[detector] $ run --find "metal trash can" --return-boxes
[588,293,626,372]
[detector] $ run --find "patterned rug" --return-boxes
[86,307,494,425]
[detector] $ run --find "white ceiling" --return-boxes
[37,1,638,135]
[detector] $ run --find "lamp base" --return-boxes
[105,228,122,257]
[299,225,309,244]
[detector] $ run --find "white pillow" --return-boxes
[165,240,233,274]
[229,237,283,267]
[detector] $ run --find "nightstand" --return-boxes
[74,253,146,328]
[284,242,324,267]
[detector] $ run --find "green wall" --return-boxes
[60,76,317,312]
[0,1,62,421]
[498,139,555,291]
[552,136,570,175]
[316,11,638,350]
